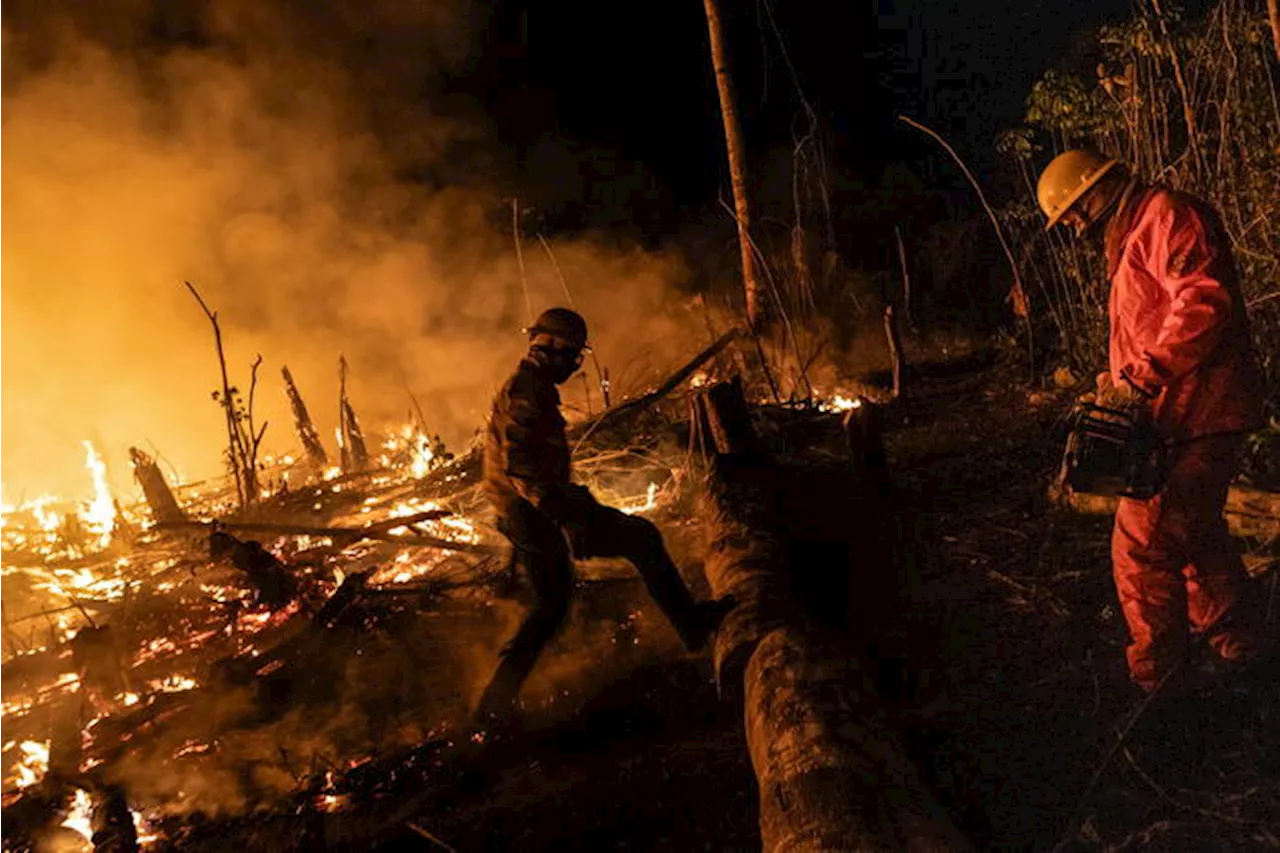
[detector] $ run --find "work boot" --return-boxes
[680,596,736,653]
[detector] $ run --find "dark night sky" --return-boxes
[494,0,1137,207]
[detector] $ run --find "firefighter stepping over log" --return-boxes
[1039,149,1271,693]
[476,307,732,724]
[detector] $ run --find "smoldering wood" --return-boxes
[91,783,140,853]
[156,514,500,554]
[691,375,758,457]
[214,571,371,686]
[282,365,328,469]
[128,447,187,525]
[209,530,298,609]
[692,378,970,851]
[71,624,131,701]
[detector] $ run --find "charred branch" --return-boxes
[338,356,371,473]
[282,365,329,470]
[209,529,299,609]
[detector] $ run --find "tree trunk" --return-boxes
[747,626,972,852]
[702,0,762,329]
[693,380,971,851]
[1269,0,1280,62]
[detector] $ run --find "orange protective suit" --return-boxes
[1105,185,1266,690]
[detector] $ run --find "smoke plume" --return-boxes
[1,0,707,502]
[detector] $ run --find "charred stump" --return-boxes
[692,379,970,852]
[282,365,328,470]
[338,356,370,472]
[128,447,186,525]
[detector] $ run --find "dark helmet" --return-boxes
[527,307,589,350]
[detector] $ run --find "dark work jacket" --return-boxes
[483,353,574,519]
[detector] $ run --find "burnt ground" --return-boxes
[147,349,1278,852]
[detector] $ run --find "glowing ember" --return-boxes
[62,788,93,841]
[8,740,50,789]
[150,674,199,693]
[133,809,160,845]
[620,482,661,516]
[81,440,117,549]
[819,393,863,413]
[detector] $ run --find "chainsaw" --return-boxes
[1061,401,1167,499]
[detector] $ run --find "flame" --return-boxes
[620,482,660,516]
[133,809,159,845]
[62,788,93,841]
[8,740,50,789]
[818,392,863,413]
[80,441,116,549]
[409,433,435,479]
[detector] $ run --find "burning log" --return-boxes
[338,356,370,472]
[158,515,500,554]
[128,447,187,525]
[282,365,329,470]
[210,530,298,609]
[692,379,970,851]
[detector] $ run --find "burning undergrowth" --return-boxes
[2,371,849,849]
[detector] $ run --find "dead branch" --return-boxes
[897,115,1035,379]
[185,281,249,506]
[583,327,742,438]
[156,518,501,554]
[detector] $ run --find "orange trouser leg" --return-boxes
[1111,434,1252,690]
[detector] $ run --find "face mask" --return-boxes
[533,345,584,384]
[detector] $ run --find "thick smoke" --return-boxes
[1,0,708,501]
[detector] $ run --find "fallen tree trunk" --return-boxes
[693,380,970,852]
[1050,482,1280,540]
[747,627,972,851]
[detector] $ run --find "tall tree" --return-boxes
[1269,0,1280,61]
[702,0,762,329]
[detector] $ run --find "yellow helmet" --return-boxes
[1036,149,1119,231]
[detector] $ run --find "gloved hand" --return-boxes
[1096,371,1153,412]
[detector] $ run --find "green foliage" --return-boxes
[999,0,1280,434]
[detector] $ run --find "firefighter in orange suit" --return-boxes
[476,307,731,723]
[1039,150,1269,691]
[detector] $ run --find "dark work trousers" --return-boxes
[475,497,701,721]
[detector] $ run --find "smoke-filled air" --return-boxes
[2,0,700,502]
